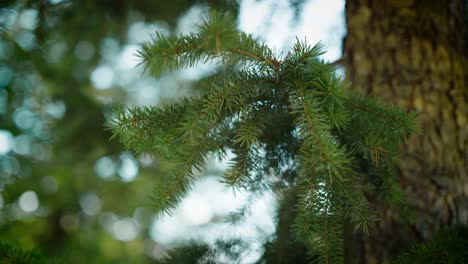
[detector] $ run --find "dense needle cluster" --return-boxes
[110,11,418,263]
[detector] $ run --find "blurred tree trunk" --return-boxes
[343,0,467,263]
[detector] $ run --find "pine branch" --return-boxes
[0,242,62,264]
[394,225,468,264]
[110,9,419,263]
[138,11,277,77]
[289,88,349,179]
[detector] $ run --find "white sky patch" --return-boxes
[150,214,188,244]
[128,21,170,44]
[179,194,213,225]
[176,61,217,82]
[238,0,268,34]
[182,175,249,218]
[149,175,274,252]
[133,79,160,106]
[293,0,345,61]
[150,176,247,243]
[176,5,209,35]
[116,44,140,70]
[212,149,235,172]
[239,0,294,52]
[238,0,345,61]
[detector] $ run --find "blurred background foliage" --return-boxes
[0,0,242,263]
[1,0,466,263]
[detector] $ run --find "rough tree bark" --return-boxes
[343,0,467,263]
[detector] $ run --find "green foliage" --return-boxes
[394,225,468,264]
[256,188,314,264]
[154,243,211,264]
[0,242,61,264]
[1,1,238,263]
[154,239,245,264]
[111,11,418,263]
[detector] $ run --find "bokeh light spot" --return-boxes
[79,192,102,216]
[91,66,114,90]
[100,38,119,59]
[112,218,138,241]
[50,0,65,5]
[1,156,20,175]
[118,153,138,182]
[74,41,95,61]
[13,135,32,155]
[0,130,13,154]
[45,101,66,119]
[18,9,38,30]
[18,190,39,212]
[95,156,116,179]
[15,32,36,51]
[13,108,36,130]
[0,66,13,87]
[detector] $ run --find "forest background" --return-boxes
[0,0,466,263]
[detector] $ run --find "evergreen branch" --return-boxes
[110,14,420,263]
[149,150,207,216]
[345,92,420,142]
[221,144,263,189]
[293,172,344,264]
[394,225,468,264]
[322,182,331,264]
[289,38,325,65]
[0,242,62,264]
[141,73,267,215]
[289,88,349,179]
[138,11,277,77]
[109,100,195,156]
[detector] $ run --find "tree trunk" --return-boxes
[343,0,467,263]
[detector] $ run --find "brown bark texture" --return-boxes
[343,0,467,263]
